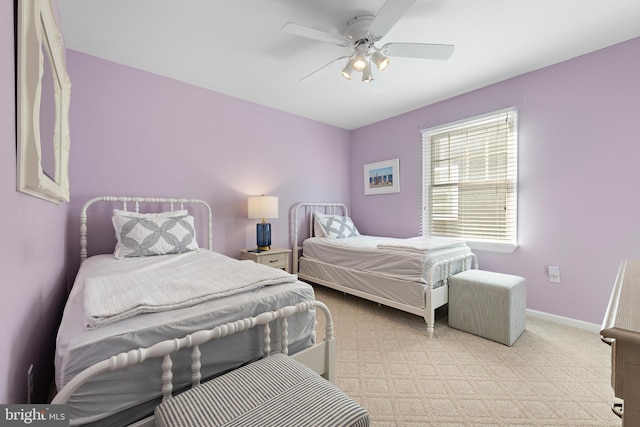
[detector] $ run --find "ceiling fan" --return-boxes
[282,0,455,83]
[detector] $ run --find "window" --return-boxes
[421,107,518,252]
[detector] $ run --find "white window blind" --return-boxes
[421,107,518,247]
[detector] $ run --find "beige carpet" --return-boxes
[312,284,621,427]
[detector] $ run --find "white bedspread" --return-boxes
[376,236,466,253]
[84,257,297,329]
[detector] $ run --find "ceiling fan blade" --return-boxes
[384,43,455,60]
[300,56,350,84]
[368,0,417,39]
[282,22,348,47]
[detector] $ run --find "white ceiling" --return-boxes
[56,0,640,130]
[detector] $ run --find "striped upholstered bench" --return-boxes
[154,353,369,427]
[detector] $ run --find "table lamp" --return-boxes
[248,195,279,251]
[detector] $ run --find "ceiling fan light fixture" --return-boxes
[372,50,390,71]
[353,57,367,72]
[362,59,374,83]
[282,4,455,85]
[341,59,355,80]
[352,43,368,72]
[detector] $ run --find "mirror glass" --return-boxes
[39,38,56,181]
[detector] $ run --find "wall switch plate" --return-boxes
[548,266,560,283]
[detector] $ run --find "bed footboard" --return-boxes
[423,252,478,337]
[52,300,335,425]
[426,253,479,287]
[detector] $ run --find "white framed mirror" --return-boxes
[17,0,71,203]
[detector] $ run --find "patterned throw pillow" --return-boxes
[314,213,360,239]
[112,210,199,259]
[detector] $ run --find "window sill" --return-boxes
[466,241,518,253]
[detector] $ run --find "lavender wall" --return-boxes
[65,51,351,276]
[351,37,640,325]
[3,3,635,403]
[1,1,69,403]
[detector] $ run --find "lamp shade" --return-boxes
[248,196,279,220]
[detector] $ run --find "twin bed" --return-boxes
[54,197,334,426]
[291,202,477,337]
[54,197,477,426]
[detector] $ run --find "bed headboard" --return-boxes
[80,196,213,263]
[291,202,348,274]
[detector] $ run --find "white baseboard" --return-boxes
[526,309,601,333]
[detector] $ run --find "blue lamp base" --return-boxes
[256,222,271,251]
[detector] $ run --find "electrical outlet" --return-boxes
[27,364,33,404]
[548,266,560,283]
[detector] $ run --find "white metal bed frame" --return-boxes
[56,196,336,426]
[52,300,336,427]
[292,202,478,337]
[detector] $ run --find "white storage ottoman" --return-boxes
[448,269,526,346]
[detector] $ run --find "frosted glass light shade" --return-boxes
[372,50,390,71]
[341,58,355,80]
[352,44,368,72]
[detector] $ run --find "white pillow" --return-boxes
[112,210,199,259]
[314,213,360,239]
[313,215,327,237]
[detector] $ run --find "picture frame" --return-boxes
[364,158,400,195]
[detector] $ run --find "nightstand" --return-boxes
[239,248,291,273]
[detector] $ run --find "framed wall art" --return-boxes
[364,158,400,195]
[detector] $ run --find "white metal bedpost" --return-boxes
[190,344,202,387]
[424,253,478,337]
